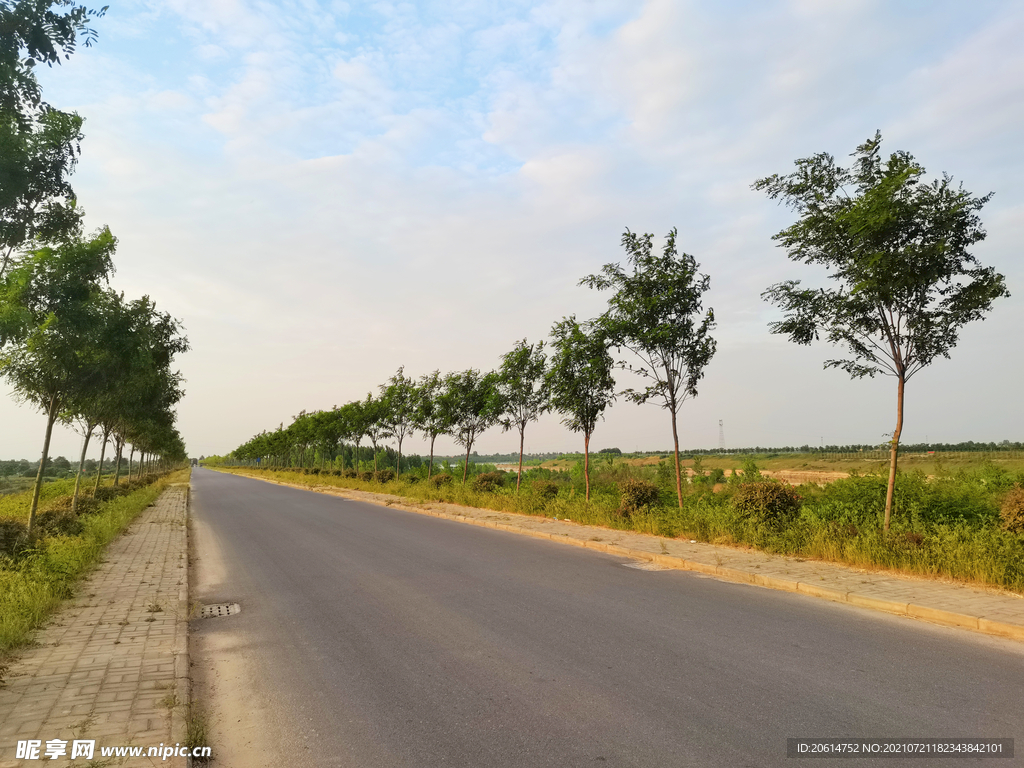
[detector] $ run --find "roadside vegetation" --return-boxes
[215,459,1024,594]
[0,468,188,666]
[218,135,1010,581]
[0,1,190,538]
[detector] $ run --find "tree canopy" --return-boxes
[755,132,1009,529]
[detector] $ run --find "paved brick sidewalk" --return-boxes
[251,473,1024,643]
[0,485,190,767]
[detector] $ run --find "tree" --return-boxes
[412,370,454,479]
[444,369,501,484]
[0,227,115,534]
[361,394,386,472]
[497,339,549,492]
[546,317,616,501]
[582,228,716,508]
[754,132,1010,530]
[379,367,417,476]
[339,400,368,471]
[0,0,107,277]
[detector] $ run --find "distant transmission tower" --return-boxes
[719,420,725,451]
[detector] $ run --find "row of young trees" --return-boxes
[0,2,190,535]
[234,227,717,506]
[233,133,1008,530]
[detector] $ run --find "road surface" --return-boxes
[189,468,1023,767]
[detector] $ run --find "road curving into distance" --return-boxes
[189,467,1023,768]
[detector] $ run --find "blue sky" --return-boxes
[3,0,1022,459]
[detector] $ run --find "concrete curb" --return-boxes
[227,471,1024,644]
[168,483,192,765]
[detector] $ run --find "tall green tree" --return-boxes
[361,394,386,472]
[546,317,616,501]
[0,227,115,533]
[444,369,501,484]
[1,0,106,277]
[582,228,716,508]
[497,339,549,492]
[412,370,454,479]
[755,132,1009,530]
[379,367,417,476]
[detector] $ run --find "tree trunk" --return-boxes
[428,434,436,479]
[72,424,94,514]
[516,426,526,493]
[583,432,591,501]
[883,375,906,531]
[128,445,135,480]
[396,437,403,477]
[355,440,361,472]
[27,394,60,537]
[113,438,124,486]
[94,432,108,494]
[462,439,472,484]
[671,406,683,509]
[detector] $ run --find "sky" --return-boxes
[2,0,1022,461]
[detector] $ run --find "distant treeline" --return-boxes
[1,457,130,478]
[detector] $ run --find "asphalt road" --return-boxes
[189,468,1024,767]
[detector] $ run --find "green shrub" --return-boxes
[618,478,660,516]
[342,469,357,478]
[404,476,420,484]
[0,519,28,557]
[1000,486,1024,535]
[357,471,374,482]
[733,480,801,528]
[429,474,454,488]
[473,472,506,493]
[310,468,321,475]
[708,468,726,485]
[35,509,83,537]
[374,469,396,483]
[92,486,128,503]
[531,480,559,500]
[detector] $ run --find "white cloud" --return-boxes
[5,0,1022,460]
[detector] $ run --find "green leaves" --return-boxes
[582,227,716,410]
[756,133,1008,382]
[546,316,615,437]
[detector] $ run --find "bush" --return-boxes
[41,495,100,517]
[618,478,660,516]
[0,519,28,557]
[374,469,396,483]
[429,474,454,488]
[92,486,129,502]
[310,468,321,475]
[531,480,560,500]
[473,472,506,493]
[357,471,374,482]
[342,469,357,478]
[1001,486,1024,535]
[404,476,420,484]
[35,509,83,537]
[733,480,802,528]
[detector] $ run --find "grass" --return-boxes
[0,469,188,662]
[214,462,1024,594]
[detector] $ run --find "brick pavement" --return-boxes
[0,485,190,767]
[247,472,1024,643]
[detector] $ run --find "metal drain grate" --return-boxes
[623,561,669,571]
[200,602,241,619]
